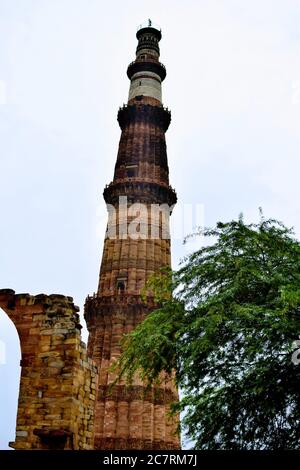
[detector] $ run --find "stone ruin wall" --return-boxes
[0,289,97,450]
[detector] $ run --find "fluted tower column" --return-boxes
[84,21,180,450]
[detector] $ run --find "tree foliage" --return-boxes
[117,215,300,449]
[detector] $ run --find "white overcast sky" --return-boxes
[1,0,300,449]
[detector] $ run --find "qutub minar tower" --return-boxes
[84,20,179,450]
[0,21,180,450]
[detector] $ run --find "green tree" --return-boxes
[117,215,300,449]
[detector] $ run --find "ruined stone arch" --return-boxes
[0,289,97,450]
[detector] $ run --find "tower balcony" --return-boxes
[117,102,171,131]
[103,179,177,207]
[127,59,166,81]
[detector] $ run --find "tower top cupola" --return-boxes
[135,19,162,58]
[127,19,166,104]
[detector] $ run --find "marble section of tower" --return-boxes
[84,24,180,450]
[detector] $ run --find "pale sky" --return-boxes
[1,0,300,449]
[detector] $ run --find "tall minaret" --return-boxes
[84,21,180,450]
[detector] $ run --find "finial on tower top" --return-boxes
[137,19,161,33]
[136,19,162,41]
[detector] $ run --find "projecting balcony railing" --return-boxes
[86,292,156,303]
[118,103,170,113]
[104,178,175,190]
[127,59,166,81]
[128,58,165,69]
[117,103,171,131]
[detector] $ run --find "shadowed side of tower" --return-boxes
[84,22,180,450]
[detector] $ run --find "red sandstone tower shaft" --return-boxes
[84,21,180,450]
